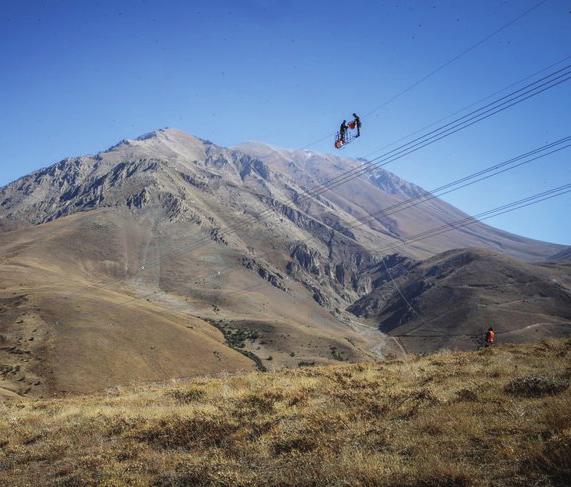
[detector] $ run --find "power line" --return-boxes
[377,184,571,255]
[139,65,571,268]
[360,53,571,161]
[71,134,571,309]
[307,65,571,195]
[346,137,571,231]
[299,0,551,149]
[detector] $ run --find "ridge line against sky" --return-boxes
[0,0,570,243]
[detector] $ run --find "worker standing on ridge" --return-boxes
[485,327,495,346]
[352,113,361,137]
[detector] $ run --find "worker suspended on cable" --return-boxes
[485,327,495,346]
[335,114,361,149]
[339,120,348,143]
[350,113,361,137]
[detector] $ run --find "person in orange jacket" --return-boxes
[485,327,495,346]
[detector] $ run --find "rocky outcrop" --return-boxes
[237,155,271,181]
[126,188,151,209]
[290,243,322,276]
[308,284,330,307]
[209,227,228,246]
[241,257,287,291]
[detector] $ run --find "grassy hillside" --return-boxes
[1,340,570,486]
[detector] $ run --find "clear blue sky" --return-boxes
[1,0,570,244]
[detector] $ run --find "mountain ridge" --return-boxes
[0,127,563,261]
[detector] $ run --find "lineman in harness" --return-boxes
[335,113,361,149]
[351,113,361,137]
[336,120,348,149]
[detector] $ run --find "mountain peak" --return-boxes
[111,127,205,147]
[135,127,200,142]
[134,127,174,141]
[101,127,208,162]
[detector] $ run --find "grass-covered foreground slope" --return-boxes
[1,340,570,486]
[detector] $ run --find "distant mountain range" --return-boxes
[0,128,569,397]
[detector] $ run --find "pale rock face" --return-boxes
[0,128,565,308]
[0,127,558,252]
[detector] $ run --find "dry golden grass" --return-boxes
[0,339,570,486]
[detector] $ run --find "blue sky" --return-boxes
[1,0,570,244]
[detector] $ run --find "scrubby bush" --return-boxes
[504,375,568,397]
[527,431,571,485]
[168,388,206,403]
[455,388,478,402]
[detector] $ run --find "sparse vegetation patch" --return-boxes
[206,319,266,371]
[168,387,207,404]
[505,375,569,397]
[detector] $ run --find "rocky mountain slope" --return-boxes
[1,128,563,312]
[549,246,571,262]
[0,128,569,397]
[1,129,562,260]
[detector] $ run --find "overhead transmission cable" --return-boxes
[138,65,571,267]
[377,184,571,255]
[65,137,571,308]
[305,65,571,195]
[360,53,571,161]
[346,136,571,231]
[299,0,550,149]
